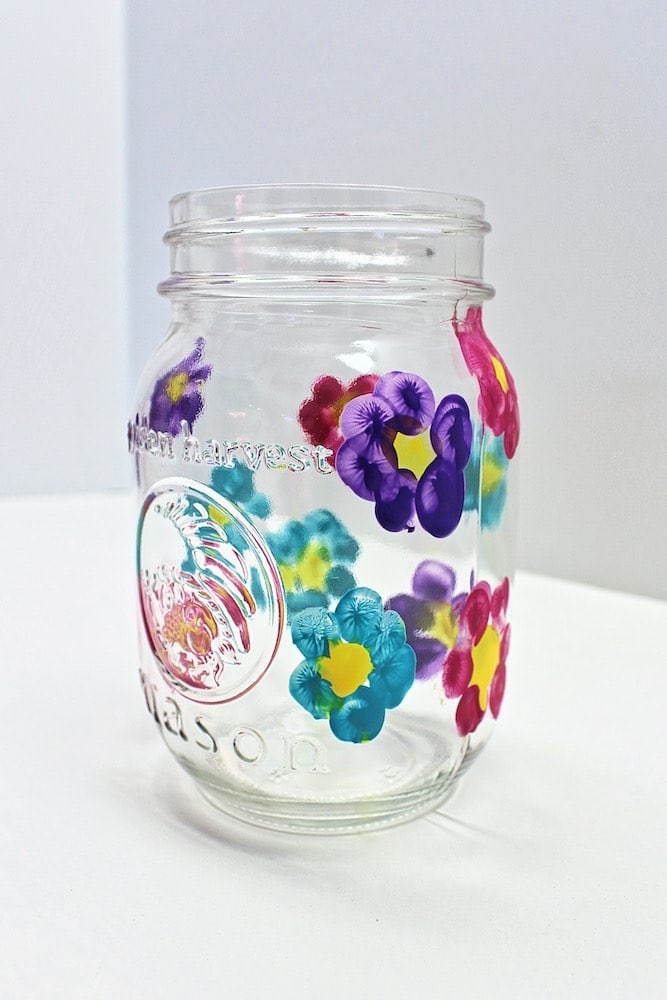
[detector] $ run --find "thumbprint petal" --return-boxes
[336,439,393,500]
[370,643,416,708]
[415,459,465,538]
[290,607,340,659]
[339,393,394,443]
[460,584,491,644]
[329,688,386,743]
[412,559,456,603]
[455,685,485,736]
[374,479,417,533]
[375,371,436,433]
[289,661,337,719]
[491,577,510,621]
[489,660,506,719]
[334,587,384,644]
[430,394,472,470]
[442,646,473,698]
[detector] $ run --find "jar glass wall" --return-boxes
[129,185,520,833]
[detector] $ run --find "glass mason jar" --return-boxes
[129,185,520,834]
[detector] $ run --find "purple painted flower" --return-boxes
[149,338,212,436]
[386,559,466,680]
[335,371,472,538]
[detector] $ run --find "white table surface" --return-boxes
[1,492,665,999]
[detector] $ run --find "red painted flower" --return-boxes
[442,577,510,736]
[454,307,520,459]
[298,374,379,466]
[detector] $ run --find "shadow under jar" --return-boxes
[129,184,520,834]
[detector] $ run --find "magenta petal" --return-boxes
[460,585,491,644]
[455,686,485,736]
[489,661,506,719]
[442,647,473,698]
[491,577,510,621]
[499,622,511,664]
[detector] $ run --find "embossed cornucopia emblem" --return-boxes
[137,479,285,703]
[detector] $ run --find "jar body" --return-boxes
[129,186,520,833]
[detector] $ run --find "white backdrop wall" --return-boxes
[0,1,128,493]
[3,2,664,601]
[126,0,667,601]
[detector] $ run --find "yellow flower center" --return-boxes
[165,371,189,404]
[470,625,501,711]
[393,429,436,479]
[318,642,373,697]
[280,541,331,594]
[481,454,503,496]
[430,603,458,648]
[490,355,509,393]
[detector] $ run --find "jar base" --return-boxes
[189,749,468,835]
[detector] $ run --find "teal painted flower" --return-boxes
[266,509,359,618]
[210,461,271,520]
[289,587,416,743]
[463,428,508,530]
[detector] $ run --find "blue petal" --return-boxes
[369,643,416,709]
[289,661,336,719]
[246,492,272,518]
[286,589,329,618]
[481,477,507,529]
[325,565,357,598]
[329,687,386,743]
[266,520,308,564]
[334,587,384,644]
[302,508,339,536]
[364,610,407,666]
[290,607,340,658]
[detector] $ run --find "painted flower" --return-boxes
[288,587,416,743]
[442,577,510,736]
[386,560,467,680]
[298,374,380,466]
[266,509,359,618]
[149,337,212,436]
[335,372,473,537]
[210,460,271,520]
[463,427,509,530]
[454,307,519,459]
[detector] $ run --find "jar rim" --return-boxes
[167,183,487,230]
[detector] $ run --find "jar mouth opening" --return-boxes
[167,183,488,233]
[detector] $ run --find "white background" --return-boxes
[2,0,666,600]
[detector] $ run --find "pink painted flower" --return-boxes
[298,374,379,466]
[442,577,510,736]
[454,307,520,459]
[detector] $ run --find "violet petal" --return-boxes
[430,394,472,470]
[412,559,456,603]
[375,371,436,434]
[415,459,465,538]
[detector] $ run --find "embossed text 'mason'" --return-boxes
[127,417,333,474]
